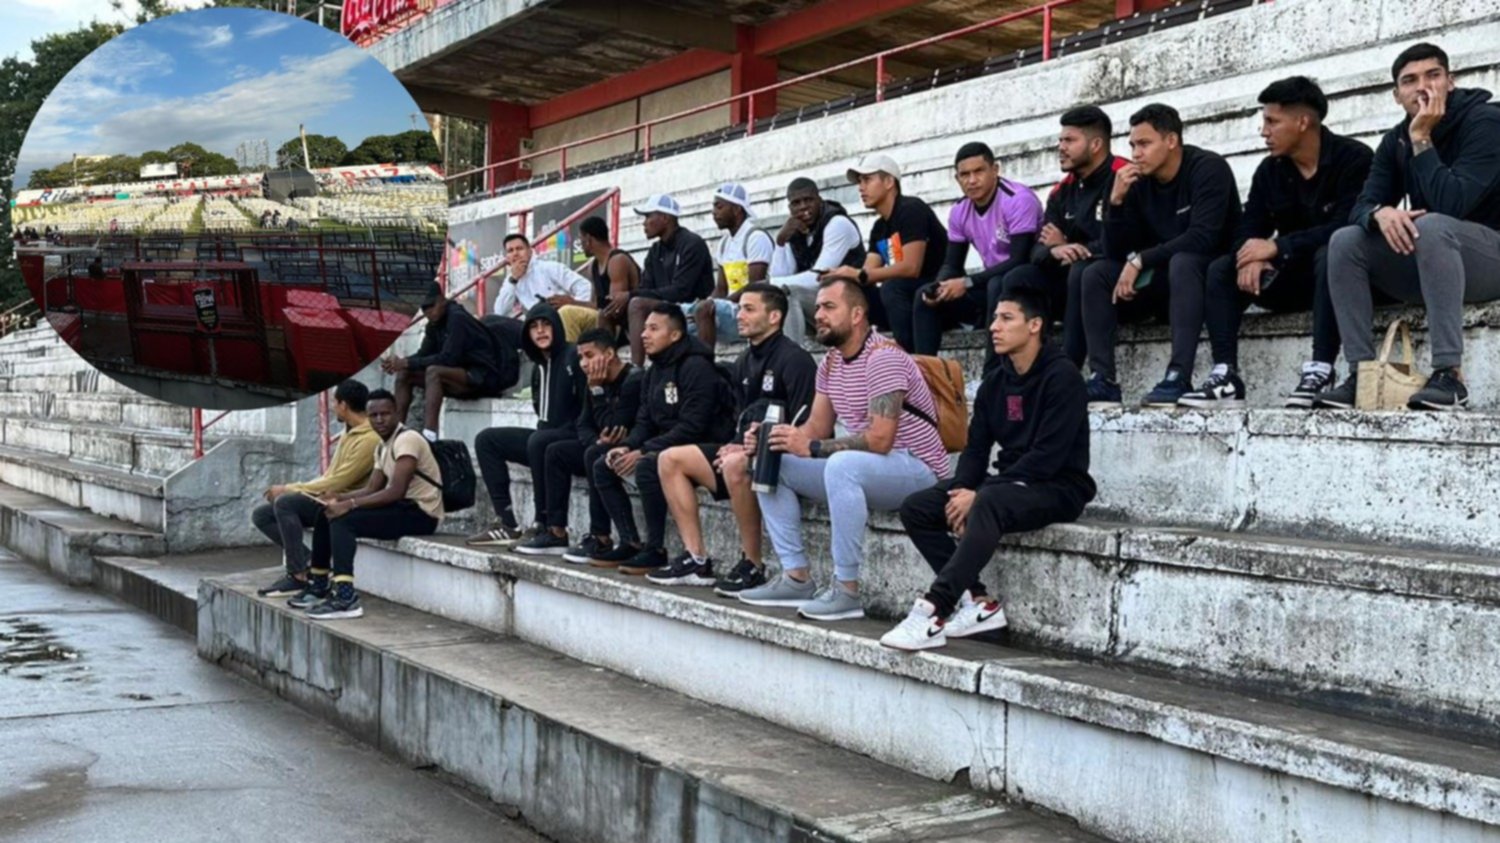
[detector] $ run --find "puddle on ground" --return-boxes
[0,616,86,680]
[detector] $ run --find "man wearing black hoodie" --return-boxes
[383,282,504,442]
[1084,103,1242,408]
[589,303,735,574]
[1318,43,1500,412]
[466,304,585,551]
[558,329,643,564]
[885,288,1095,651]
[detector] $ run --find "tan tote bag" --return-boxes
[1356,320,1426,410]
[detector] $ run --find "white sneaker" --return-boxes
[879,599,947,651]
[945,591,1007,639]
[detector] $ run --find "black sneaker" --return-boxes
[286,584,328,610]
[1085,373,1122,409]
[1142,369,1190,407]
[257,573,305,598]
[713,557,767,597]
[306,592,364,620]
[1285,365,1336,409]
[588,543,642,569]
[646,552,716,587]
[1408,368,1469,411]
[618,547,669,576]
[1314,373,1357,409]
[563,535,611,565]
[515,530,570,556]
[1177,367,1246,409]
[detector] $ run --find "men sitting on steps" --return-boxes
[492,234,597,342]
[694,183,776,347]
[590,303,736,574]
[560,329,643,564]
[578,215,640,341]
[467,304,584,550]
[1084,102,1242,408]
[291,388,444,621]
[738,278,948,621]
[883,288,1094,651]
[1001,106,1124,370]
[650,283,817,590]
[768,178,865,343]
[821,153,949,354]
[253,379,379,598]
[624,195,715,366]
[383,282,506,443]
[1179,76,1373,410]
[935,141,1044,375]
[1317,42,1500,412]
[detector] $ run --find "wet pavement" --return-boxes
[0,552,548,843]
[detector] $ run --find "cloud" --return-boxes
[247,17,293,39]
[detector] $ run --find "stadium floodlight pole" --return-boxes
[300,124,312,170]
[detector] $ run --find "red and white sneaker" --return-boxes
[880,599,947,651]
[945,591,1007,639]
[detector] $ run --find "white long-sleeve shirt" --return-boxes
[769,214,863,290]
[489,258,594,318]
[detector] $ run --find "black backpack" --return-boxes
[401,432,476,513]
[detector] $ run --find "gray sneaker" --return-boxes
[736,571,818,607]
[797,582,865,622]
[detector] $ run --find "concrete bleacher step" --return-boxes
[0,416,195,476]
[0,481,163,583]
[92,547,281,636]
[0,442,164,531]
[199,572,1109,843]
[330,536,1500,843]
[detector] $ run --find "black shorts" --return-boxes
[695,444,731,501]
[467,367,504,397]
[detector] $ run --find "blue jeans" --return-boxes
[757,450,938,582]
[684,299,806,345]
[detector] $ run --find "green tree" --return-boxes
[342,130,439,166]
[275,133,348,169]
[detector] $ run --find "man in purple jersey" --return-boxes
[737,278,949,622]
[931,141,1044,373]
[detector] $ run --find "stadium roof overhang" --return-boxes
[370,0,1119,125]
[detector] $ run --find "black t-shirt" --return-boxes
[867,194,948,285]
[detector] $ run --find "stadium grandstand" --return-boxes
[4,1,1500,842]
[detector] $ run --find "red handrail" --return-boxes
[190,408,231,459]
[450,0,1082,193]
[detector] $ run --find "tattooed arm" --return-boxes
[819,390,905,456]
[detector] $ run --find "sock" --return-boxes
[308,568,330,593]
[690,552,708,566]
[1304,360,1333,376]
[333,576,355,602]
[422,428,438,442]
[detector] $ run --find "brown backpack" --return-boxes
[907,355,968,452]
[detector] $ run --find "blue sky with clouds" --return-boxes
[13,6,426,185]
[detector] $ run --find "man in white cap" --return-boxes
[822,153,949,354]
[694,182,778,346]
[624,194,714,366]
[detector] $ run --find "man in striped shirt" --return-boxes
[739,278,949,621]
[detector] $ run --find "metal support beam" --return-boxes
[528,49,734,128]
[752,0,932,56]
[549,0,737,52]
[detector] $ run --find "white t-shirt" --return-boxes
[717,220,775,296]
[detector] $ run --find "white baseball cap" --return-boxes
[846,153,903,182]
[711,182,753,217]
[632,194,681,217]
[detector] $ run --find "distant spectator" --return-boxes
[694,183,775,346]
[578,215,640,340]
[87,256,105,280]
[767,178,864,343]
[623,194,714,366]
[382,282,506,442]
[492,234,597,341]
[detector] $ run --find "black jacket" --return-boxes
[1104,145,1242,268]
[636,226,714,303]
[407,300,501,381]
[520,303,585,431]
[953,344,1094,495]
[731,331,818,438]
[1033,155,1125,263]
[1351,87,1500,232]
[577,364,643,446]
[625,335,734,453]
[1238,127,1373,263]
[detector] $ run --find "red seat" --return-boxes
[340,308,412,364]
[282,306,362,390]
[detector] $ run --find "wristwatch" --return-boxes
[1127,252,1144,271]
[809,440,823,459]
[857,268,869,285]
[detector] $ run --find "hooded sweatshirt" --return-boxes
[624,334,734,453]
[1103,145,1242,269]
[521,303,585,431]
[1351,88,1500,232]
[953,344,1094,496]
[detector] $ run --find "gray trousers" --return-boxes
[250,492,323,573]
[1328,215,1500,370]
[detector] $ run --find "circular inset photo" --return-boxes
[10,8,446,410]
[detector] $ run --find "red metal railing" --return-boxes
[448,0,1083,195]
[190,408,230,459]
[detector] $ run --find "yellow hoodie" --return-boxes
[285,421,379,496]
